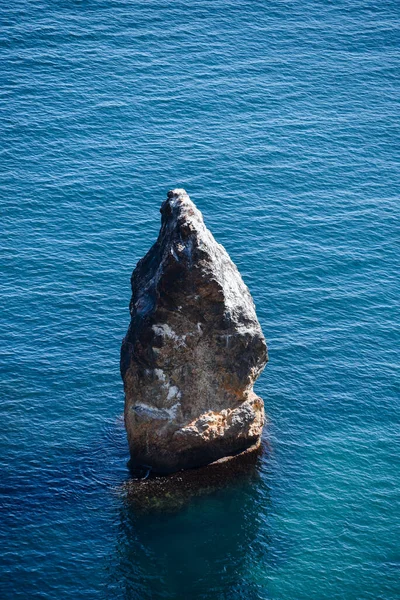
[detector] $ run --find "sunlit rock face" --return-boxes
[120,189,268,474]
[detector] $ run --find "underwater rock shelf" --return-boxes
[122,442,264,512]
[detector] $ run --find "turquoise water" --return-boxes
[1,0,399,598]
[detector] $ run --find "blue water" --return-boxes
[1,0,399,598]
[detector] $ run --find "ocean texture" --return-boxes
[1,1,399,599]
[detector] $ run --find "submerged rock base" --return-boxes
[121,442,263,512]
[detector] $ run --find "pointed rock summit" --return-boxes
[121,189,268,474]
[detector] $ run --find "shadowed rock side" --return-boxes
[121,189,268,474]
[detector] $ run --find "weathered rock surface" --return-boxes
[120,189,268,474]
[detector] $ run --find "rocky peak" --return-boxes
[121,189,268,474]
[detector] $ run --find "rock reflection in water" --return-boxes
[109,446,272,599]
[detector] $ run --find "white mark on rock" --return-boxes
[154,368,166,382]
[152,323,187,347]
[164,402,181,419]
[171,246,179,261]
[133,402,181,422]
[167,385,181,401]
[152,369,182,405]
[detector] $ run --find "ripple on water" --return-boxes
[1,0,399,598]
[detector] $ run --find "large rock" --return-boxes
[120,189,268,474]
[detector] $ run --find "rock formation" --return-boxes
[120,189,268,474]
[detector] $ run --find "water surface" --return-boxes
[1,1,399,598]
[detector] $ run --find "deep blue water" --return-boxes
[1,1,399,598]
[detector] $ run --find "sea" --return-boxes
[1,1,399,598]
